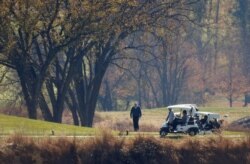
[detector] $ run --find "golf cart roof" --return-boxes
[195,111,217,115]
[195,111,220,120]
[167,104,197,109]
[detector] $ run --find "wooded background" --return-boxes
[0,0,250,127]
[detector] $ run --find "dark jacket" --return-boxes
[181,114,188,124]
[130,106,142,118]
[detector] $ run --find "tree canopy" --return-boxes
[2,0,246,126]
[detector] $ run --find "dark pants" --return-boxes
[133,117,140,131]
[172,118,182,130]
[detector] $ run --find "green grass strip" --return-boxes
[0,114,98,136]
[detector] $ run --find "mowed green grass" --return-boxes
[0,114,98,136]
[0,106,250,137]
[95,106,250,137]
[96,106,250,127]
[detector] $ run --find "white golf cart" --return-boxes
[159,104,223,137]
[194,111,222,134]
[160,104,200,137]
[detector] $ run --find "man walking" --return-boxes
[130,102,142,131]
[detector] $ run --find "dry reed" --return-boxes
[0,133,250,164]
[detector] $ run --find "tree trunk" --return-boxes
[137,72,142,106]
[39,93,53,121]
[161,55,168,106]
[144,71,160,107]
[239,0,250,79]
[65,96,79,126]
[53,95,65,123]
[214,0,220,73]
[65,88,80,126]
[16,63,38,119]
[74,53,109,127]
[101,80,113,111]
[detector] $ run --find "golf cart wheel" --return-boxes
[188,129,197,136]
[160,129,168,137]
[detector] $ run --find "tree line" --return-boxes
[98,0,250,109]
[1,0,249,126]
[0,0,201,126]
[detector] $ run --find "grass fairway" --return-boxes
[0,106,250,138]
[0,114,98,136]
[95,106,250,128]
[95,106,250,138]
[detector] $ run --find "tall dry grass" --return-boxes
[0,133,250,164]
[94,117,159,132]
